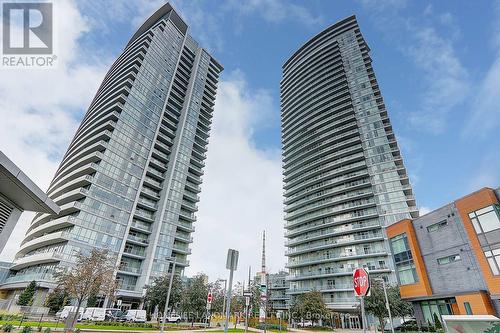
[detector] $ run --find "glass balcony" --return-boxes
[285,198,376,228]
[126,234,149,245]
[286,219,381,246]
[286,250,387,268]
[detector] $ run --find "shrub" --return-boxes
[255,323,287,330]
[433,313,442,329]
[74,329,81,333]
[2,324,13,333]
[44,328,51,333]
[21,326,33,333]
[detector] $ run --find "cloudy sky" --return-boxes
[1,0,499,283]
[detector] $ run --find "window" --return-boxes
[437,254,461,265]
[484,249,500,275]
[421,299,453,324]
[464,302,473,315]
[469,205,500,234]
[390,233,418,285]
[427,220,448,232]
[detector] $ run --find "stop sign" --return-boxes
[353,268,370,296]
[207,292,213,304]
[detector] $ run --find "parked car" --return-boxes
[124,309,147,323]
[82,307,106,321]
[105,308,126,322]
[58,306,84,321]
[166,314,182,323]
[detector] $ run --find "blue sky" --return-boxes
[1,0,499,281]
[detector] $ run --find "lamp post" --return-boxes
[160,257,177,333]
[217,278,228,317]
[374,278,394,333]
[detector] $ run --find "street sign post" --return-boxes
[224,249,239,333]
[353,268,370,333]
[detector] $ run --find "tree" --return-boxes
[17,280,37,306]
[54,249,116,329]
[392,294,414,322]
[180,273,209,323]
[45,288,70,313]
[365,281,412,331]
[290,291,329,325]
[144,274,183,318]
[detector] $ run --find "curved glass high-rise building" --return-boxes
[2,3,222,308]
[281,15,418,317]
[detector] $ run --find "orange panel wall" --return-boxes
[386,219,432,299]
[455,292,496,315]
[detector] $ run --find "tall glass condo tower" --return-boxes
[281,16,418,313]
[2,3,222,308]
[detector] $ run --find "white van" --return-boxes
[124,309,147,323]
[59,306,84,320]
[82,307,106,321]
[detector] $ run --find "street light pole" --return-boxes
[375,278,394,333]
[218,279,228,318]
[161,257,177,333]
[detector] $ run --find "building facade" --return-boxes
[0,151,59,254]
[387,187,500,327]
[281,15,418,316]
[1,3,222,309]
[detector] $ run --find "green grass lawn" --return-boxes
[207,329,287,333]
[0,321,156,331]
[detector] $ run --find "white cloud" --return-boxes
[185,71,285,282]
[86,0,323,54]
[462,3,500,138]
[225,0,323,27]
[0,0,109,260]
[360,1,469,134]
[467,153,500,192]
[406,24,469,133]
[419,206,432,216]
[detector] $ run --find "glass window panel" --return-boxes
[471,218,482,234]
[477,211,500,233]
[476,206,494,215]
[487,258,500,275]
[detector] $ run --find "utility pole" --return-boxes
[160,257,177,333]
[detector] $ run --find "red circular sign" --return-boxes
[207,293,213,303]
[353,268,370,296]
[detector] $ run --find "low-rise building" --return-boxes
[387,187,500,327]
